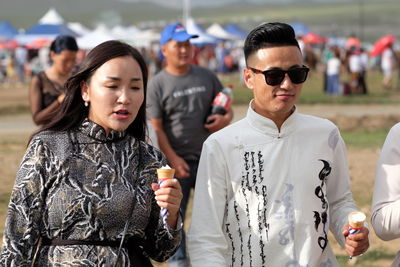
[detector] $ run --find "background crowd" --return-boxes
[0,8,399,94]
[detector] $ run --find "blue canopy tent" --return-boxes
[0,21,18,41]
[224,24,248,40]
[16,23,78,45]
[25,24,77,36]
[186,18,219,46]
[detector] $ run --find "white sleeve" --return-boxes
[372,124,400,241]
[187,137,228,267]
[327,129,358,247]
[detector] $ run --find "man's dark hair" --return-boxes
[244,22,300,65]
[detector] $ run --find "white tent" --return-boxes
[38,8,64,24]
[77,25,116,50]
[130,29,160,47]
[186,18,218,45]
[68,22,91,36]
[111,25,141,41]
[206,23,238,41]
[16,8,77,45]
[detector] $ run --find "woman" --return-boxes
[326,47,342,95]
[0,40,182,266]
[372,122,400,266]
[29,35,78,125]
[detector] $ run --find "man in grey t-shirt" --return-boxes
[147,23,233,267]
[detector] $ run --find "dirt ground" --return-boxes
[1,84,400,266]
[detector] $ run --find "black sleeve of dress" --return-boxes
[139,144,181,262]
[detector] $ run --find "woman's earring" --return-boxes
[84,101,89,107]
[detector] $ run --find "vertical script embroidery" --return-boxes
[226,150,266,267]
[313,159,331,251]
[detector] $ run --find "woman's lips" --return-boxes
[114,110,130,119]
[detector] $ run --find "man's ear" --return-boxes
[243,67,255,91]
[161,45,167,57]
[81,81,89,102]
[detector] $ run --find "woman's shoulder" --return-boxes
[139,140,163,156]
[138,140,166,164]
[30,130,70,149]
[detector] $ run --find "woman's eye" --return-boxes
[106,85,118,89]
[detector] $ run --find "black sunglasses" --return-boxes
[249,66,310,86]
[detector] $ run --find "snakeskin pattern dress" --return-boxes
[0,119,180,266]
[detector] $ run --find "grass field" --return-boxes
[1,66,400,266]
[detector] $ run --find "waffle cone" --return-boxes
[348,211,366,228]
[157,169,175,181]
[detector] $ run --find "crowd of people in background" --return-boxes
[0,31,399,97]
[0,42,398,100]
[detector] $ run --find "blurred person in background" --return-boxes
[0,40,182,266]
[326,46,342,95]
[381,43,398,90]
[14,43,28,84]
[347,46,362,94]
[359,47,369,94]
[147,23,233,267]
[29,35,78,125]
[372,122,400,267]
[4,51,17,86]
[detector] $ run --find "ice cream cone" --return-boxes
[156,168,175,181]
[348,211,366,229]
[156,166,175,227]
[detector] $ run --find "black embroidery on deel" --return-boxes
[238,150,266,266]
[313,159,331,251]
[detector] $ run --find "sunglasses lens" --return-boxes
[288,68,309,84]
[264,70,285,86]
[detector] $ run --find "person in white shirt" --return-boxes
[372,122,400,266]
[187,22,369,267]
[348,47,363,94]
[381,44,397,90]
[326,47,342,95]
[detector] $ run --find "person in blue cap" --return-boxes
[147,23,233,267]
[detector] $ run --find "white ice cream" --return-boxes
[160,165,171,169]
[349,212,366,223]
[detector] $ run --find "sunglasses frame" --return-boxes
[249,65,310,86]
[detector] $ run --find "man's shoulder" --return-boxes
[297,112,338,130]
[206,119,247,144]
[191,64,217,76]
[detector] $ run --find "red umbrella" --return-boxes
[370,35,396,57]
[0,39,19,50]
[346,37,361,49]
[303,32,326,44]
[25,38,51,49]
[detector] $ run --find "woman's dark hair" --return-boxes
[50,35,79,54]
[35,40,148,141]
[244,22,300,65]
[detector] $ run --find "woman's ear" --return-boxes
[81,81,89,102]
[243,67,255,91]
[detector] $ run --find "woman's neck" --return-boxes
[46,67,69,83]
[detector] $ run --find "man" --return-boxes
[188,22,369,266]
[14,44,27,83]
[381,43,397,90]
[147,23,233,267]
